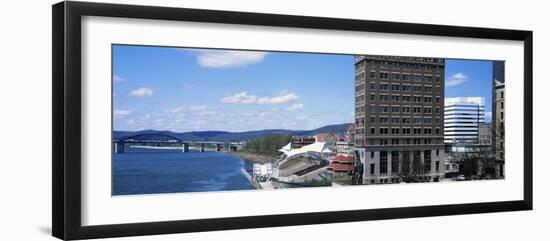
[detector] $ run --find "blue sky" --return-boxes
[113,45,494,132]
[444,59,493,122]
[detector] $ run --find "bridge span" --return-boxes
[113,133,243,154]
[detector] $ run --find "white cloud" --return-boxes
[258,93,299,105]
[189,105,216,116]
[113,74,126,82]
[196,50,268,68]
[286,103,304,112]
[164,105,216,116]
[221,92,257,104]
[114,109,131,118]
[189,105,208,112]
[128,87,153,97]
[164,106,186,113]
[446,72,468,87]
[221,91,299,105]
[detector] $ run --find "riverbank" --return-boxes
[240,168,261,189]
[230,151,278,164]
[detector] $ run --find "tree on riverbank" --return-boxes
[243,134,292,156]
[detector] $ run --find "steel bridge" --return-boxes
[113,133,242,153]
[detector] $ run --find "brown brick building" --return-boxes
[493,61,505,178]
[354,55,446,184]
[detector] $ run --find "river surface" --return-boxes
[113,147,254,195]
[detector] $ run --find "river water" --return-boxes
[113,148,254,195]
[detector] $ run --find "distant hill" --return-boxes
[113,123,353,142]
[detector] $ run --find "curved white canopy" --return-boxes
[279,142,332,157]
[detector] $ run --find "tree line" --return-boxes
[243,134,292,156]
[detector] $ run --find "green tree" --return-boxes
[244,134,292,156]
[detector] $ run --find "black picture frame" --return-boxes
[52,1,533,240]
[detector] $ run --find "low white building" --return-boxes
[444,97,485,144]
[253,163,273,178]
[335,141,353,156]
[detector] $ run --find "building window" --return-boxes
[391,84,400,91]
[402,151,410,173]
[380,151,388,174]
[392,151,399,173]
[424,128,432,134]
[413,151,421,172]
[391,95,400,102]
[391,128,400,134]
[370,163,375,175]
[424,150,432,172]
[370,128,375,134]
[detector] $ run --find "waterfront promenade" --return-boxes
[240,168,262,189]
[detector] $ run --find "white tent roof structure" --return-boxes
[278,142,292,153]
[279,141,332,157]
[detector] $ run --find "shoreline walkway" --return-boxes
[241,168,262,189]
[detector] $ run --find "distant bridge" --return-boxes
[113,133,243,153]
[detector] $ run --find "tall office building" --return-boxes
[354,55,446,184]
[478,123,492,146]
[493,61,505,177]
[444,97,485,144]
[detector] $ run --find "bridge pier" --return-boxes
[114,142,125,154]
[182,143,189,153]
[200,144,205,152]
